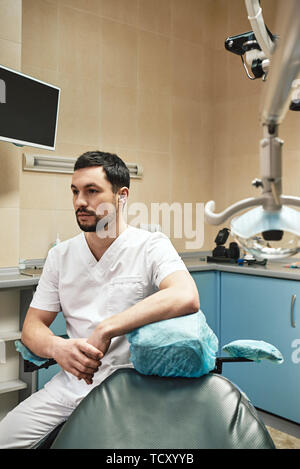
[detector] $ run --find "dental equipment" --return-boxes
[205,0,300,259]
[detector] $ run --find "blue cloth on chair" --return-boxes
[15,340,49,366]
[126,310,219,378]
[222,339,284,363]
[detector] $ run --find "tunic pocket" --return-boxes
[107,276,144,315]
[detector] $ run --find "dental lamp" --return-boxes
[205,0,300,260]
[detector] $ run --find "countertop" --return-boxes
[1,257,300,289]
[0,268,40,289]
[183,257,300,281]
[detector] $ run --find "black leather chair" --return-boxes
[48,368,275,449]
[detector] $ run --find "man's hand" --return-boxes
[87,324,112,357]
[51,337,103,385]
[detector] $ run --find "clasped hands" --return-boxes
[52,324,111,385]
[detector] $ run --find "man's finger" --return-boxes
[80,341,103,360]
[77,358,101,373]
[71,367,94,381]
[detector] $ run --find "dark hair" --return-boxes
[74,151,130,192]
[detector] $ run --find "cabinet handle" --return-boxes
[291,294,296,328]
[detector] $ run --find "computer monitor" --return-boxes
[0,64,60,151]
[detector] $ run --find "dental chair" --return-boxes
[26,356,275,449]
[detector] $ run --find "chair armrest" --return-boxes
[212,357,253,374]
[24,358,57,372]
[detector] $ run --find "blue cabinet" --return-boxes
[37,312,67,390]
[191,271,220,351]
[220,272,300,423]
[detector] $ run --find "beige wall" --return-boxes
[1,0,300,266]
[0,0,22,267]
[17,0,216,260]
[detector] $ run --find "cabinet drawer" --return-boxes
[220,272,300,423]
[191,271,220,346]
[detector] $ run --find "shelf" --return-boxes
[0,379,27,395]
[0,331,21,341]
[0,331,22,364]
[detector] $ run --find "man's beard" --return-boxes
[76,208,117,234]
[77,219,98,232]
[76,210,98,232]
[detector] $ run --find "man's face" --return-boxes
[71,166,118,233]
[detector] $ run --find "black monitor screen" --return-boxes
[0,65,60,150]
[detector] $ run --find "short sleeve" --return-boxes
[146,232,188,289]
[30,248,61,312]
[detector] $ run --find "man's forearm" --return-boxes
[22,314,103,385]
[105,287,197,338]
[88,279,199,352]
[21,319,59,359]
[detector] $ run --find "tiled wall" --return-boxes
[1,0,299,266]
[18,0,216,260]
[0,0,22,267]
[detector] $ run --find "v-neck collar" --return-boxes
[78,226,131,275]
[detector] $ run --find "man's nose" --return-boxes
[74,192,88,209]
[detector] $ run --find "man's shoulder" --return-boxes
[126,226,170,252]
[127,225,168,243]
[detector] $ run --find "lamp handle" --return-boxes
[204,197,265,226]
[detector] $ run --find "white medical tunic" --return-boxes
[30,226,188,408]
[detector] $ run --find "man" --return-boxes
[0,151,199,448]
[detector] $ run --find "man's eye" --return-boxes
[88,189,98,194]
[72,190,78,195]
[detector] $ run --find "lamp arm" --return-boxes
[204,197,265,226]
[245,0,274,59]
[260,0,300,127]
[281,196,300,209]
[205,195,300,227]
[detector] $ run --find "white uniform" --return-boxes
[0,226,187,448]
